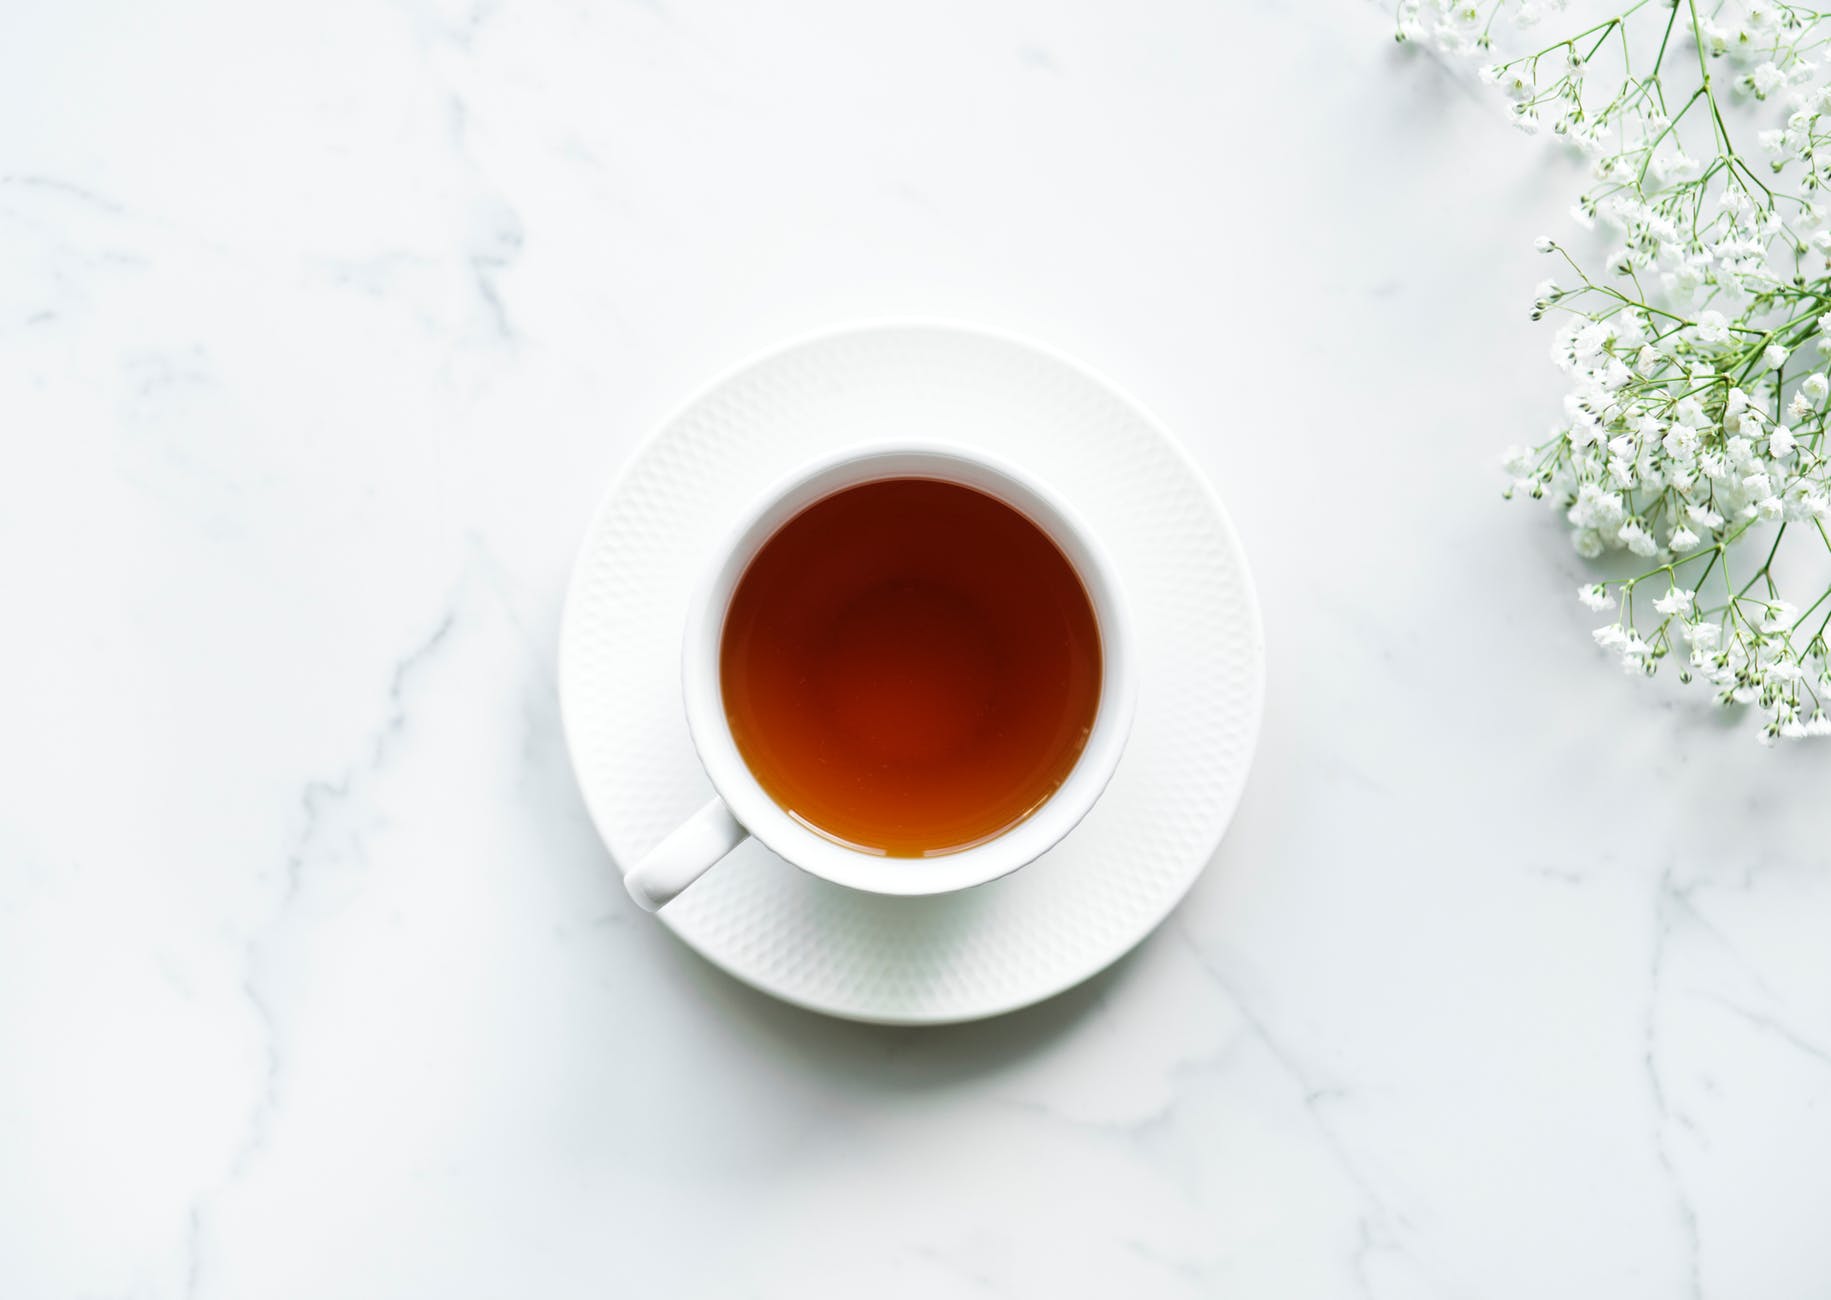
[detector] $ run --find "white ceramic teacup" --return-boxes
[623,443,1136,911]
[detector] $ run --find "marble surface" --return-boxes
[5,1,1831,1296]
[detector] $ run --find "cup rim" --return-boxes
[679,440,1136,897]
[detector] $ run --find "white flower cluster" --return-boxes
[1402,0,1831,742]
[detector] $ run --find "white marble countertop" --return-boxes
[5,2,1830,1296]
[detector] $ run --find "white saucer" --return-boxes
[559,323,1265,1024]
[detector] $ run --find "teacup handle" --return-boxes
[624,798,747,911]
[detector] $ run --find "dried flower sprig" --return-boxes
[1401,0,1831,741]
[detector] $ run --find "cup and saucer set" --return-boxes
[559,322,1264,1025]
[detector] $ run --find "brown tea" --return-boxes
[720,477,1103,857]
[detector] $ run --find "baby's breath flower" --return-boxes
[1663,424,1699,460]
[1695,310,1731,344]
[1768,657,1806,684]
[1617,519,1658,556]
[1764,600,1799,633]
[1413,0,1831,741]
